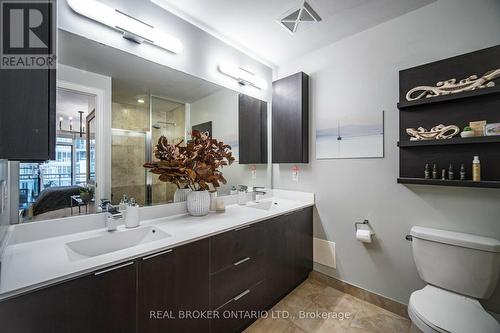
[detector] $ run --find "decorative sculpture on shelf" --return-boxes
[406,124,460,141]
[406,69,500,101]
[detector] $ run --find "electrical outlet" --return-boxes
[292,165,300,182]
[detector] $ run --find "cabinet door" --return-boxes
[0,261,137,333]
[62,261,137,333]
[265,208,313,306]
[265,214,295,304]
[272,72,309,163]
[291,207,314,285]
[0,69,56,161]
[238,94,268,164]
[138,239,210,333]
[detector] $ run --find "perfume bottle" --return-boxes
[432,164,439,180]
[424,164,430,179]
[460,164,466,181]
[448,164,454,180]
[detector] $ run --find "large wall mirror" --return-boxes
[13,30,270,224]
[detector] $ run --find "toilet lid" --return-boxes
[409,285,500,333]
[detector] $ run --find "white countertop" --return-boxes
[0,191,314,300]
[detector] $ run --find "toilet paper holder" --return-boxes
[355,219,374,235]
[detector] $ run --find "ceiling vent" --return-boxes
[279,1,322,34]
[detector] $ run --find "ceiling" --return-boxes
[56,89,94,131]
[152,0,436,66]
[58,30,223,105]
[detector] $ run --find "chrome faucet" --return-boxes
[253,186,267,203]
[100,201,123,232]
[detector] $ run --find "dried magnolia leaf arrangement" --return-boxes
[144,130,235,191]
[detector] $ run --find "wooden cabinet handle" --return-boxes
[94,261,134,276]
[233,257,251,266]
[142,249,173,261]
[233,289,251,301]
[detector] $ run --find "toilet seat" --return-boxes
[408,285,500,333]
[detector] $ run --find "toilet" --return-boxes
[408,226,500,333]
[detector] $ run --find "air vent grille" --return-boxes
[279,1,322,34]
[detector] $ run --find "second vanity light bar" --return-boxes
[218,63,268,90]
[67,0,183,54]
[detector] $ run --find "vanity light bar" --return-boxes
[67,0,183,54]
[218,63,268,90]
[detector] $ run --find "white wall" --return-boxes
[58,64,113,200]
[57,0,272,102]
[190,90,268,193]
[274,0,500,311]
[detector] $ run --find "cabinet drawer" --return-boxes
[210,222,265,273]
[211,280,267,333]
[211,253,266,309]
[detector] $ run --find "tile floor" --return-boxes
[244,278,411,333]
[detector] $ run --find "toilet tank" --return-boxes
[410,226,500,299]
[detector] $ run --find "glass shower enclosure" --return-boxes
[111,95,185,206]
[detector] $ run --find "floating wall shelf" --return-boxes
[398,45,500,189]
[397,178,500,189]
[397,136,500,147]
[397,86,500,109]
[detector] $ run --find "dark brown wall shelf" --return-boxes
[397,178,500,189]
[398,136,500,147]
[398,45,500,189]
[397,86,500,109]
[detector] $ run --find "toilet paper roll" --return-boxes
[356,229,372,243]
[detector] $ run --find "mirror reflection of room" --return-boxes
[12,31,270,224]
[19,89,97,222]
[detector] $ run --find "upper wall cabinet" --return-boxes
[0,1,56,161]
[272,72,309,164]
[0,69,56,161]
[239,94,268,164]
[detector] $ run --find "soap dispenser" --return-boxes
[125,198,140,228]
[238,185,248,205]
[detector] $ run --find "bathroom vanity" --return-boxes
[0,191,313,333]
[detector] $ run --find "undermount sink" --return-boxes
[65,226,170,259]
[246,201,276,211]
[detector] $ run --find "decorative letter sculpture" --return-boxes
[406,125,460,141]
[406,69,500,101]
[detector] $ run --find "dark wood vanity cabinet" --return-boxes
[272,72,309,164]
[138,239,210,333]
[0,208,313,333]
[0,260,137,333]
[266,207,313,304]
[238,94,268,164]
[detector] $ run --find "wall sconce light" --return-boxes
[218,63,268,90]
[59,117,63,130]
[67,0,183,54]
[69,117,73,131]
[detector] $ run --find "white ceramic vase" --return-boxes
[174,188,191,202]
[187,190,210,216]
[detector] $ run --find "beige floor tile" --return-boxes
[244,279,410,333]
[245,317,291,333]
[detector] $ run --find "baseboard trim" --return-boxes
[310,271,409,318]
